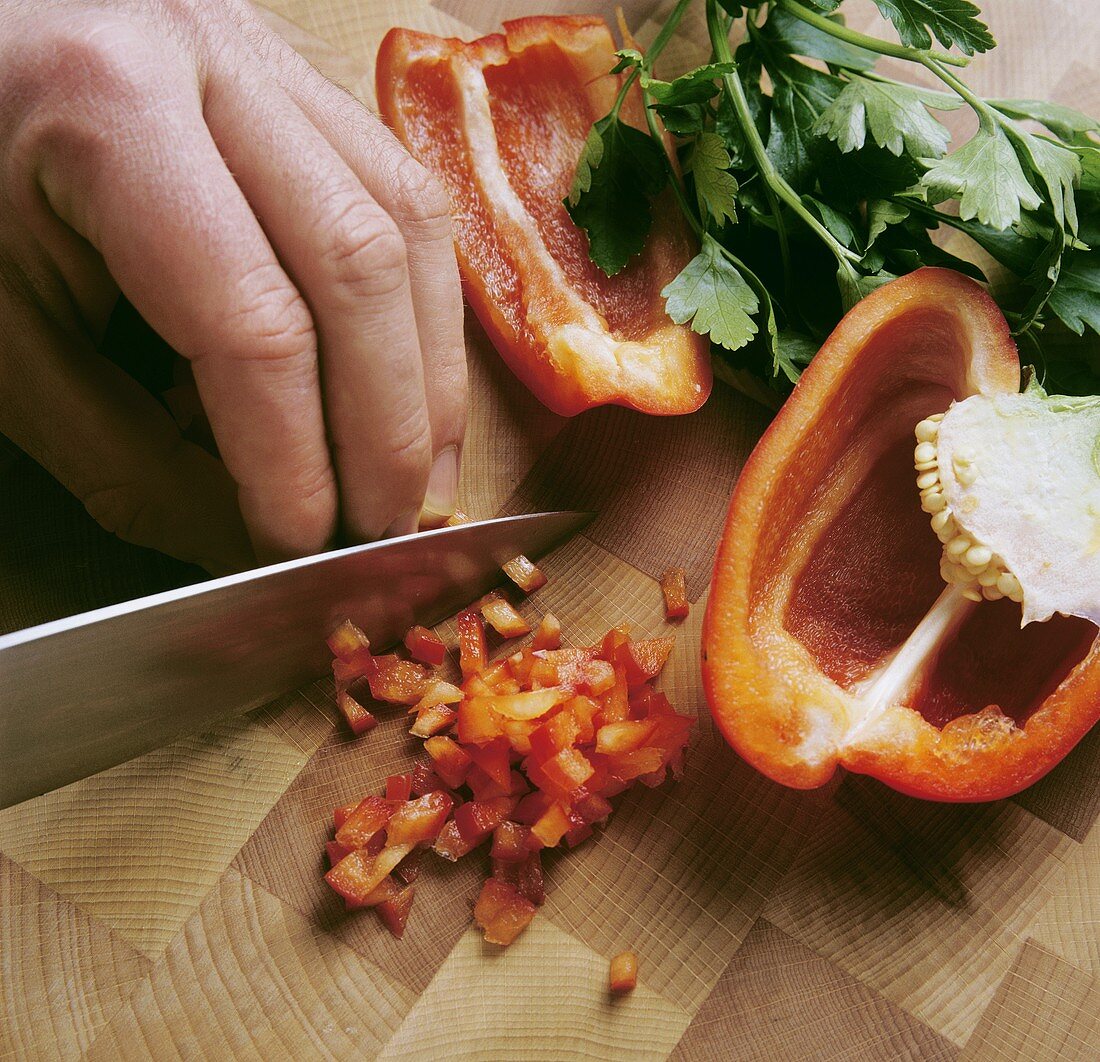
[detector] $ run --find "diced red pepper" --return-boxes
[410,758,448,796]
[532,614,562,651]
[410,703,457,738]
[424,736,473,789]
[595,719,658,755]
[445,510,470,526]
[456,609,488,678]
[465,764,511,801]
[512,790,552,826]
[500,718,538,756]
[477,688,570,722]
[393,848,422,885]
[466,736,513,789]
[343,873,400,912]
[327,620,371,661]
[333,801,358,830]
[412,679,464,711]
[490,821,532,862]
[456,697,505,745]
[502,555,548,594]
[480,594,533,639]
[367,655,430,705]
[454,796,514,845]
[605,747,665,782]
[572,788,614,825]
[377,883,416,939]
[473,878,536,946]
[336,691,378,736]
[614,637,676,689]
[326,840,352,867]
[404,625,447,666]
[609,951,638,994]
[660,568,690,620]
[599,666,630,724]
[540,747,595,794]
[566,696,598,743]
[385,791,454,846]
[529,802,572,849]
[335,796,400,851]
[433,818,479,861]
[385,774,413,802]
[529,710,582,761]
[324,844,414,906]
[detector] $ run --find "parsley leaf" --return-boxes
[687,132,740,226]
[1004,129,1081,234]
[642,63,737,107]
[920,125,1041,230]
[765,61,844,188]
[871,0,994,55]
[758,8,877,70]
[565,115,668,276]
[866,198,911,245]
[1047,254,1100,336]
[989,99,1100,142]
[813,74,958,157]
[662,235,760,350]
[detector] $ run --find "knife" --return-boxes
[0,510,591,809]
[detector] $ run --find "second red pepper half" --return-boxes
[376,16,711,417]
[703,269,1100,802]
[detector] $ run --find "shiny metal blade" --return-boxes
[0,511,591,808]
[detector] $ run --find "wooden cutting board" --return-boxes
[2,2,1099,1058]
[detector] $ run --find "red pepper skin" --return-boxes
[376,17,711,417]
[703,268,1100,802]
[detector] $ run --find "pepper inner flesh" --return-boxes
[785,429,1094,730]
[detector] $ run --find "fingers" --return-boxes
[30,34,338,561]
[0,292,254,574]
[242,23,468,523]
[201,60,435,540]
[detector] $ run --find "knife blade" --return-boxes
[0,510,591,808]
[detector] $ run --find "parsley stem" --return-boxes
[706,0,859,266]
[642,87,704,240]
[777,0,970,68]
[611,0,694,119]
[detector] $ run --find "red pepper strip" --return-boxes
[609,951,638,994]
[703,268,1100,801]
[376,17,711,416]
[404,625,447,666]
[660,568,690,620]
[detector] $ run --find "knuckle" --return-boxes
[323,204,409,298]
[37,16,158,104]
[222,264,316,363]
[389,153,453,239]
[81,478,164,547]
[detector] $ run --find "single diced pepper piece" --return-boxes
[480,594,533,639]
[500,717,538,756]
[367,655,430,705]
[456,609,488,678]
[538,747,595,794]
[660,568,690,620]
[343,874,401,911]
[410,759,448,796]
[473,878,537,946]
[490,821,533,862]
[411,680,464,712]
[394,848,422,885]
[466,764,512,801]
[532,614,562,651]
[377,883,416,938]
[386,774,413,802]
[615,637,676,689]
[565,823,594,847]
[326,840,352,867]
[324,844,414,906]
[335,796,400,850]
[456,697,505,745]
[529,802,572,849]
[529,710,582,760]
[433,818,479,861]
[606,747,665,782]
[454,796,515,844]
[385,791,454,846]
[466,737,513,789]
[404,625,447,666]
[595,719,658,755]
[327,620,371,661]
[445,510,470,526]
[508,648,537,686]
[567,696,599,743]
[609,951,638,994]
[512,790,553,826]
[599,666,630,724]
[502,555,548,594]
[424,736,473,789]
[493,850,546,906]
[478,688,570,722]
[572,788,614,825]
[336,691,378,736]
[333,801,359,830]
[410,703,457,738]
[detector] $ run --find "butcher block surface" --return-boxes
[2,1,1099,1058]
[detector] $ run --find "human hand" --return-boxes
[0,0,467,573]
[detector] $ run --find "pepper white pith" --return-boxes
[915,379,1100,626]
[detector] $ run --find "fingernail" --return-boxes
[384,509,420,539]
[423,445,459,520]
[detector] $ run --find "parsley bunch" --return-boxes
[566,0,1100,398]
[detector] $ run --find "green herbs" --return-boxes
[566,0,1100,396]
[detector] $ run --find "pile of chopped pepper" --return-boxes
[322,578,693,947]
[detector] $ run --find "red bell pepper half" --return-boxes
[703,268,1100,801]
[376,17,711,417]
